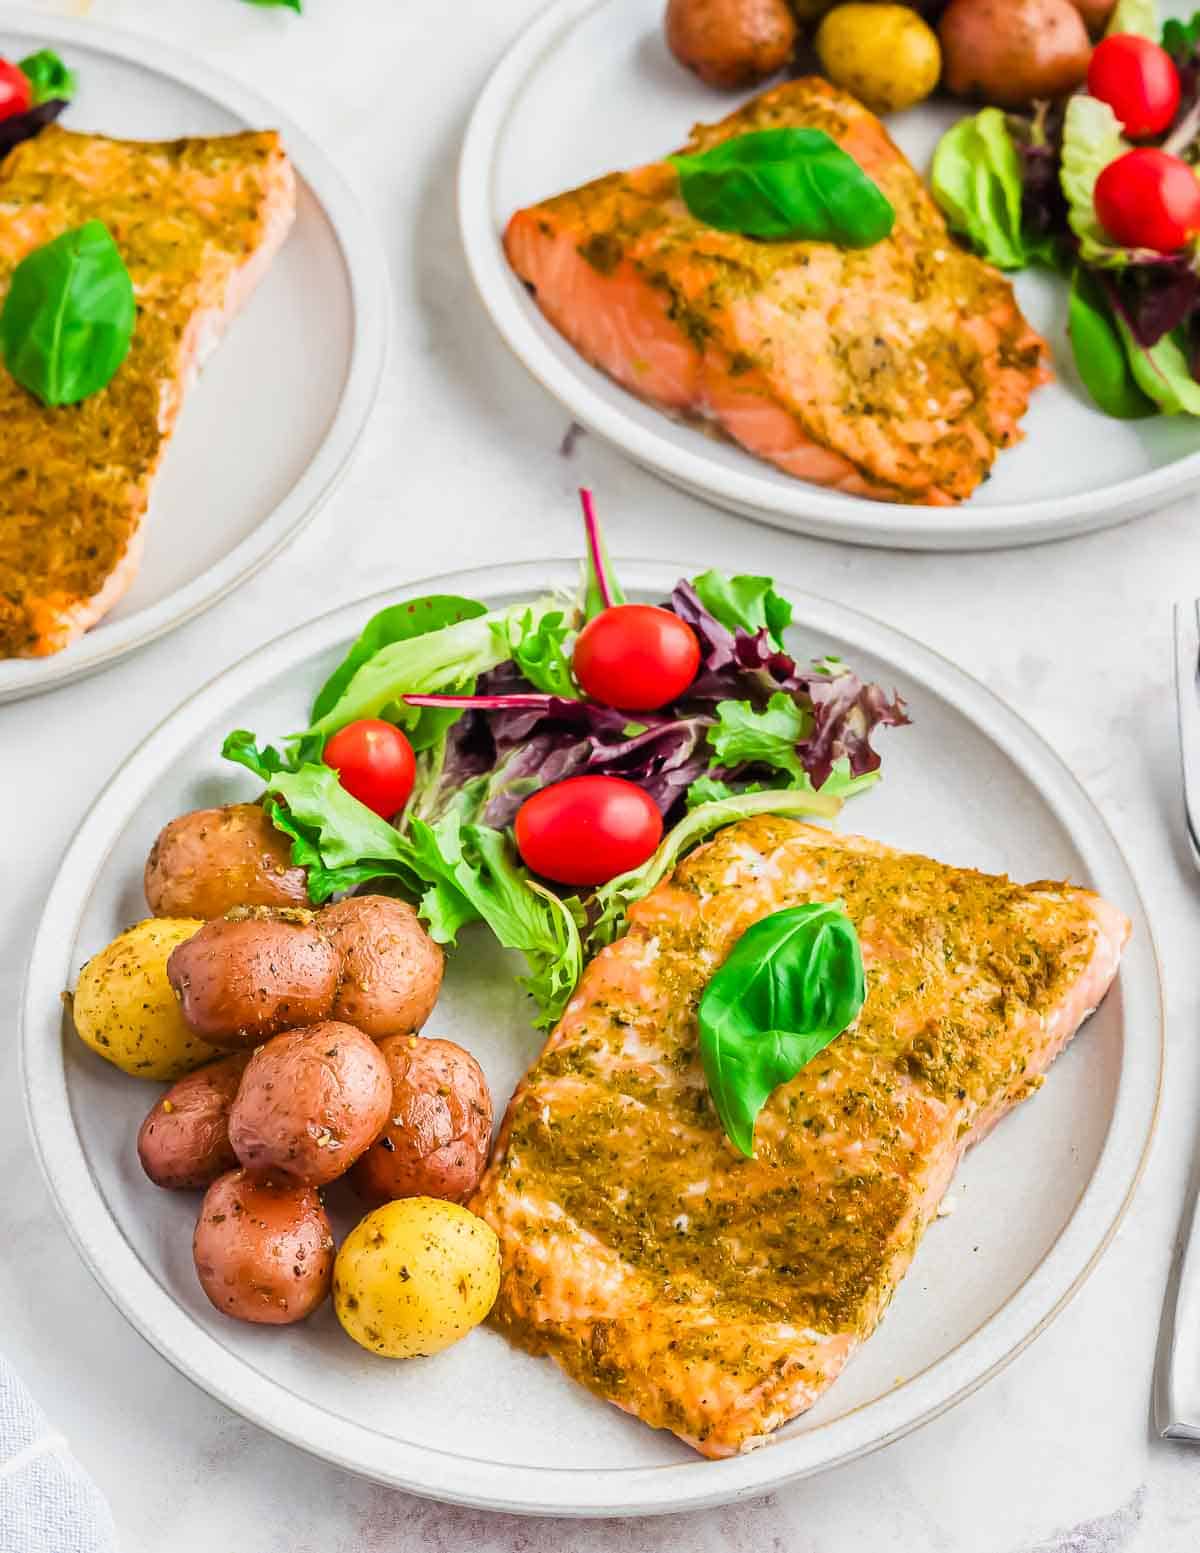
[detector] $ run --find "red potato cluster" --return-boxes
[132,805,495,1330]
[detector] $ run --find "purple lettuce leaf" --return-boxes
[0,97,66,155]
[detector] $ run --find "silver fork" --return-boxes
[1154,603,1200,1439]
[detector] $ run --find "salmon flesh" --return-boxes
[504,80,1050,505]
[0,127,296,658]
[473,816,1128,1457]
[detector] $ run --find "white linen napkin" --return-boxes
[0,1355,118,1553]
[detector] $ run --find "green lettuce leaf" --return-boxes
[691,570,792,647]
[707,693,814,783]
[1117,317,1200,413]
[496,607,579,697]
[1060,96,1156,267]
[311,595,487,724]
[1109,0,1159,36]
[587,785,842,954]
[931,107,1028,271]
[301,597,559,748]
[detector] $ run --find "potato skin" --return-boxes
[940,0,1091,108]
[145,803,308,920]
[193,1169,334,1324]
[350,1036,493,1207]
[665,0,797,89]
[816,4,942,115]
[167,909,339,1048]
[320,896,444,1040]
[229,1021,391,1186]
[137,1051,252,1190]
[1070,0,1116,33]
[333,1198,500,1358]
[72,918,220,1080]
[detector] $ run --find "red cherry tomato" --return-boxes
[323,719,416,819]
[1094,148,1200,252]
[515,776,663,887]
[572,604,701,711]
[0,60,31,123]
[1087,35,1180,139]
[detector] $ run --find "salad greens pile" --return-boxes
[930,0,1200,419]
[0,47,76,155]
[223,493,907,1031]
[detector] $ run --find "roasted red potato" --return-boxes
[145,803,308,920]
[137,1050,251,1190]
[351,1035,493,1207]
[193,1169,334,1324]
[665,0,797,89]
[228,1021,392,1187]
[939,0,1091,107]
[320,896,444,1040]
[167,908,340,1048]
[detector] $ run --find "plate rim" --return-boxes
[20,558,1163,1516]
[0,7,390,704]
[457,0,1200,551]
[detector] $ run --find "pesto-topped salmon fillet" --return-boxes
[0,126,295,658]
[504,79,1050,505]
[473,817,1128,1457]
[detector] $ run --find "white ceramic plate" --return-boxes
[0,11,388,703]
[22,560,1161,1516]
[460,0,1200,550]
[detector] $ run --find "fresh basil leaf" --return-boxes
[1117,315,1200,413]
[311,595,487,724]
[1107,0,1159,35]
[670,128,894,247]
[497,608,579,698]
[708,693,813,784]
[691,570,792,648]
[930,108,1028,271]
[302,597,559,748]
[698,903,865,1157]
[1067,269,1156,418]
[221,729,293,783]
[587,785,842,953]
[19,50,76,106]
[0,220,135,407]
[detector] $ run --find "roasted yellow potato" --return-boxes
[333,1198,501,1358]
[72,918,220,1080]
[816,3,941,114]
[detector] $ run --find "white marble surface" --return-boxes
[3,0,1200,1546]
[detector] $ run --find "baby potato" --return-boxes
[350,1036,493,1207]
[229,1021,392,1186]
[333,1198,501,1359]
[816,3,942,114]
[665,0,797,90]
[167,908,339,1048]
[145,803,308,920]
[193,1168,334,1324]
[320,896,445,1040]
[137,1051,252,1190]
[939,0,1091,108]
[72,918,219,1080]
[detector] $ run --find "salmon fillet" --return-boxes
[474,816,1128,1457]
[504,80,1050,505]
[0,126,296,658]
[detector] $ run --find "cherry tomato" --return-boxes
[1094,148,1200,252]
[515,776,663,887]
[0,60,31,123]
[323,719,416,819]
[572,604,701,711]
[1087,35,1180,139]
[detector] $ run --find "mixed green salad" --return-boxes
[931,0,1200,418]
[223,493,908,1031]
